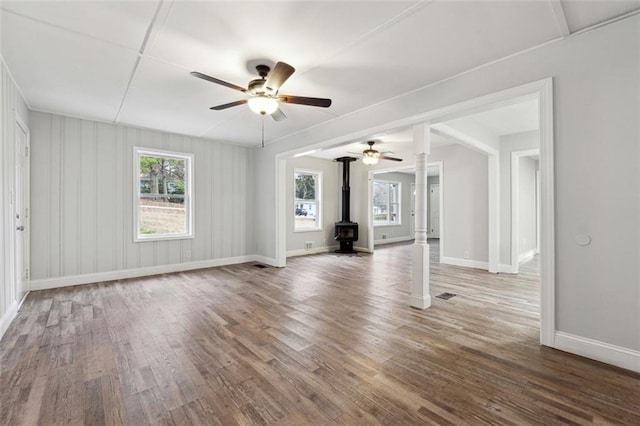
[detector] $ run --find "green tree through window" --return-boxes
[135,148,193,240]
[294,170,321,231]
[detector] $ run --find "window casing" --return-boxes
[373,180,401,226]
[294,170,322,231]
[134,147,193,241]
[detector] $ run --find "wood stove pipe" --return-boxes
[335,157,357,223]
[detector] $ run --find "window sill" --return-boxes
[294,228,323,233]
[134,234,195,243]
[373,223,402,228]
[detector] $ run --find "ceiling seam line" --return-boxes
[0,8,139,54]
[296,0,434,77]
[114,0,167,123]
[549,0,571,37]
[266,9,640,147]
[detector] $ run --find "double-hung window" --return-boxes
[294,170,321,231]
[134,147,193,241]
[373,180,400,225]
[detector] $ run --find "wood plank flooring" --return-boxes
[1,241,639,425]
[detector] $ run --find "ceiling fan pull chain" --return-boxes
[261,114,265,148]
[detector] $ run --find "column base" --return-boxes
[410,295,432,310]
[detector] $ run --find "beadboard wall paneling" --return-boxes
[29,111,254,283]
[1,59,29,338]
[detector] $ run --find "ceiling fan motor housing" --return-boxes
[248,79,267,95]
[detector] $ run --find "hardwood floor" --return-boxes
[1,241,639,425]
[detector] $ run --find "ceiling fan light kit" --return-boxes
[248,97,279,115]
[360,141,402,165]
[362,151,379,165]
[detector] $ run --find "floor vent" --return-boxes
[254,264,268,269]
[436,292,456,300]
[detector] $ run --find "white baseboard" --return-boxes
[354,246,372,253]
[287,245,338,258]
[519,249,536,263]
[252,255,281,267]
[0,300,19,341]
[499,264,517,274]
[554,331,640,373]
[440,256,489,271]
[30,255,258,291]
[374,236,413,245]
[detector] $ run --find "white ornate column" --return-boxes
[411,123,431,309]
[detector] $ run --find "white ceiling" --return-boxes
[1,1,638,147]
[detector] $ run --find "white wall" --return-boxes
[373,171,414,244]
[258,16,640,353]
[499,130,539,265]
[29,111,256,288]
[429,145,488,263]
[519,156,538,258]
[1,58,30,338]
[286,156,339,255]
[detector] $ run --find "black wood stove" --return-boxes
[334,157,359,253]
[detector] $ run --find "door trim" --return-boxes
[14,111,30,297]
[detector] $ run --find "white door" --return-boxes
[429,184,440,238]
[14,117,29,304]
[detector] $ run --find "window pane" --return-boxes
[295,172,316,201]
[373,181,401,225]
[295,201,318,229]
[373,181,389,224]
[390,183,398,203]
[138,153,189,238]
[390,202,399,224]
[294,171,321,230]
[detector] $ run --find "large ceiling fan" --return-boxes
[350,141,403,165]
[190,62,332,121]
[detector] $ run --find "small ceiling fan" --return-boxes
[350,141,403,165]
[190,62,332,121]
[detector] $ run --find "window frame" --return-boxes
[293,169,322,232]
[133,147,194,242]
[372,180,401,226]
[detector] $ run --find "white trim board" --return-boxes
[374,236,414,245]
[30,255,259,291]
[287,245,338,258]
[518,249,537,264]
[440,257,489,271]
[554,332,640,374]
[0,301,19,341]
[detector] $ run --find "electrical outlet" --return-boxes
[463,250,470,259]
[184,250,192,260]
[382,233,388,240]
[305,241,313,250]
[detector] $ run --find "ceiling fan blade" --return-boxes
[379,154,403,162]
[264,62,295,93]
[279,95,332,108]
[210,99,247,110]
[191,71,246,93]
[272,107,287,122]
